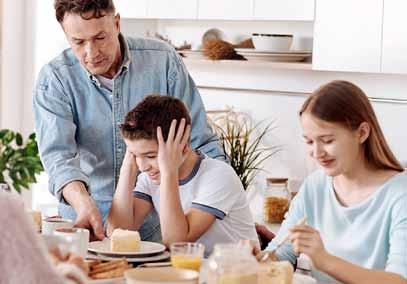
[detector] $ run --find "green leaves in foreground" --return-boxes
[0,129,44,193]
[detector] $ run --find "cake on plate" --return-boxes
[111,229,140,252]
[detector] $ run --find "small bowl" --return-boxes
[251,33,293,52]
[125,267,199,284]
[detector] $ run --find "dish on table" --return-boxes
[88,239,166,257]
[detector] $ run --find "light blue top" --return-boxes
[267,170,407,282]
[32,35,225,223]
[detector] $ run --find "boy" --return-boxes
[107,95,258,253]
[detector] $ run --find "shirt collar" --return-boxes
[87,33,131,84]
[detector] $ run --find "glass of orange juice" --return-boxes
[170,242,205,271]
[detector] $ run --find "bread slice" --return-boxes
[259,261,294,284]
[110,229,140,252]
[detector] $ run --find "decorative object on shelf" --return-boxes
[203,39,245,60]
[235,37,255,49]
[252,33,293,52]
[208,108,279,190]
[202,28,225,45]
[146,31,191,51]
[235,48,312,62]
[0,129,44,193]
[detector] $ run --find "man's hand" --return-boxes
[156,118,191,178]
[74,198,105,241]
[62,181,105,241]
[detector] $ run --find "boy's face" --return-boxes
[125,138,161,184]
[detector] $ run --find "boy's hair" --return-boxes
[121,95,192,142]
[54,0,115,23]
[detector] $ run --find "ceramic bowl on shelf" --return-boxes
[251,33,293,52]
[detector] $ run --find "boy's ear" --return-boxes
[182,145,190,156]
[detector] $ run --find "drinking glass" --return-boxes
[170,242,205,271]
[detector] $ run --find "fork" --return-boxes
[260,217,307,262]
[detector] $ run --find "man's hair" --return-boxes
[121,95,192,142]
[54,0,115,23]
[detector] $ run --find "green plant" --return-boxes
[0,129,44,193]
[209,110,279,190]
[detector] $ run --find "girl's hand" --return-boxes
[289,224,329,269]
[157,118,191,178]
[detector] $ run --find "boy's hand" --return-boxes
[157,118,191,178]
[122,149,138,174]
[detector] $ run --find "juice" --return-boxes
[171,254,202,271]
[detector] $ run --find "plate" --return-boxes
[235,48,311,54]
[88,251,171,263]
[89,277,124,284]
[235,48,311,62]
[293,273,317,284]
[88,239,166,257]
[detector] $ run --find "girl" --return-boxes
[262,81,406,283]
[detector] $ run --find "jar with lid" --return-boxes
[263,177,290,223]
[207,244,258,284]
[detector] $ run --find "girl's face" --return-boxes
[300,113,369,177]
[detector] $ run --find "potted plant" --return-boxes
[208,109,279,190]
[0,129,44,193]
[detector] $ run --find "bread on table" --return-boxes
[259,261,294,284]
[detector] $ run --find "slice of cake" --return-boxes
[258,261,293,284]
[111,229,141,252]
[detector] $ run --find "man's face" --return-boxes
[61,12,121,78]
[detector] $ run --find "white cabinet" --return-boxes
[313,0,383,73]
[254,0,314,21]
[115,0,148,19]
[198,0,253,20]
[382,0,407,74]
[147,0,198,19]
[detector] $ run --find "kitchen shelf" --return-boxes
[182,58,312,71]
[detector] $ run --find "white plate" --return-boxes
[88,239,166,257]
[88,251,171,263]
[293,273,317,284]
[89,277,124,284]
[235,48,311,54]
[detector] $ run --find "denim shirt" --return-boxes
[33,35,225,220]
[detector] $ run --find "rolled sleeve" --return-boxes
[167,52,227,162]
[33,66,89,203]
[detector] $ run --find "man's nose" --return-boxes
[85,42,99,60]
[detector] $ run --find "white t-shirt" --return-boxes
[133,155,258,254]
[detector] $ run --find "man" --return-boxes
[33,0,225,241]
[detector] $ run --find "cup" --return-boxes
[42,216,74,235]
[170,242,205,272]
[42,234,72,259]
[53,227,90,258]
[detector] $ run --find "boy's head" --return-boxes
[120,95,192,183]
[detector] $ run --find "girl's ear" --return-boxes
[358,122,370,144]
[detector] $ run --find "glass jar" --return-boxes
[207,244,258,284]
[263,178,290,223]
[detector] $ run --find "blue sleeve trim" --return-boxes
[133,191,153,204]
[191,202,226,220]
